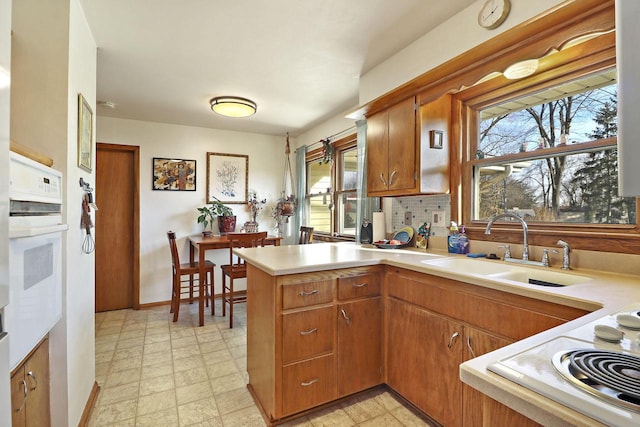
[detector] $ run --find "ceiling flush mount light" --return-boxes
[209,96,257,118]
[503,59,539,80]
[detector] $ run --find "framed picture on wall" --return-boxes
[152,158,197,191]
[77,93,93,172]
[206,152,248,204]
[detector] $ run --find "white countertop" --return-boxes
[235,242,640,426]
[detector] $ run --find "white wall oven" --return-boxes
[7,152,67,370]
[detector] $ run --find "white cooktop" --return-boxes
[489,303,640,427]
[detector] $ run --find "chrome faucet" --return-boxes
[485,213,529,261]
[557,239,571,270]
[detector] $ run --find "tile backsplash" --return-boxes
[389,194,451,237]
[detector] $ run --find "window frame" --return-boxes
[454,33,640,254]
[305,133,358,241]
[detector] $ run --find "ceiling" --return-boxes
[79,0,476,137]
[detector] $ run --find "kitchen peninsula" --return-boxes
[236,242,640,426]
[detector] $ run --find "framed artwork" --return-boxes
[78,93,93,172]
[152,158,196,191]
[206,152,248,204]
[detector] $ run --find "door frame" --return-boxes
[97,143,140,310]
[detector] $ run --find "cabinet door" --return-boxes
[337,297,382,396]
[11,368,27,427]
[387,97,416,192]
[462,327,511,427]
[386,298,463,427]
[25,338,50,427]
[10,338,50,427]
[366,109,389,193]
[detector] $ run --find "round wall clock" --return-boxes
[478,0,511,29]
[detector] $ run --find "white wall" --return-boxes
[60,0,98,425]
[359,0,566,105]
[95,117,284,302]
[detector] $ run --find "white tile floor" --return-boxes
[91,301,435,426]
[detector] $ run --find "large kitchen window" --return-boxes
[306,134,357,239]
[455,25,639,254]
[473,68,636,225]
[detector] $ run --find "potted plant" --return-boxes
[197,198,236,235]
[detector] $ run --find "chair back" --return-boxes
[167,231,180,269]
[226,231,267,268]
[299,226,314,244]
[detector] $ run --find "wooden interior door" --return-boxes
[95,143,139,312]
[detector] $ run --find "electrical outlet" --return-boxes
[432,210,445,226]
[404,211,412,225]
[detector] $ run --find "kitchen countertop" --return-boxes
[234,242,640,426]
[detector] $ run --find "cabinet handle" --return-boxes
[27,370,38,390]
[466,336,476,358]
[299,289,319,297]
[16,379,27,413]
[351,282,367,288]
[341,309,351,326]
[301,378,319,387]
[300,328,318,336]
[389,170,397,185]
[447,331,460,349]
[379,173,387,186]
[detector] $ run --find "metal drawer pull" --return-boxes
[16,380,27,412]
[27,370,38,390]
[351,283,367,288]
[301,378,319,387]
[389,170,397,185]
[448,331,460,349]
[299,289,319,296]
[467,336,476,358]
[341,309,351,326]
[300,328,318,336]
[379,173,387,186]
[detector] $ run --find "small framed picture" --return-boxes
[206,152,248,204]
[429,130,444,149]
[152,158,196,191]
[78,93,93,172]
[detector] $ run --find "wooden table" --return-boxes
[188,234,281,326]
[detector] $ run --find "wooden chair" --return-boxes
[167,231,215,322]
[221,231,267,328]
[299,226,314,244]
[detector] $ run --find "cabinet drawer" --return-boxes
[338,273,380,300]
[282,354,336,416]
[283,307,335,364]
[282,279,333,310]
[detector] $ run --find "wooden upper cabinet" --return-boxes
[366,94,451,196]
[366,97,417,196]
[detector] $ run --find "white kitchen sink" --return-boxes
[421,257,592,287]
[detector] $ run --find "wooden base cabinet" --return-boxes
[385,267,588,427]
[247,265,382,423]
[10,337,50,427]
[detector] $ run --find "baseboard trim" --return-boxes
[78,381,100,427]
[138,300,172,309]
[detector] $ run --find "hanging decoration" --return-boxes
[274,133,297,235]
[319,138,333,165]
